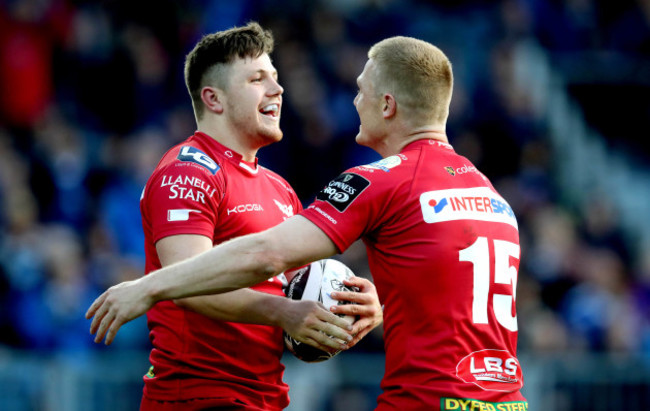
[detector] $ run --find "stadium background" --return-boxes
[1,0,650,409]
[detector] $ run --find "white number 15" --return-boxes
[459,236,520,332]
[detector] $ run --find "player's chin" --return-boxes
[260,127,283,143]
[355,132,369,147]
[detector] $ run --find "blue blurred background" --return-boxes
[1,0,650,410]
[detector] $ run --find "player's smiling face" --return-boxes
[221,53,283,147]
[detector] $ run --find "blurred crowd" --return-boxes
[1,0,650,363]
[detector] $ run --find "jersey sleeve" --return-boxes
[144,159,223,244]
[300,168,393,253]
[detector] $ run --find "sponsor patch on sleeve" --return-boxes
[365,155,402,171]
[316,173,370,212]
[177,146,220,174]
[167,209,201,221]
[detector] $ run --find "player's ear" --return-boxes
[382,93,396,119]
[201,86,224,114]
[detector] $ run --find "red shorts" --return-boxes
[140,396,267,411]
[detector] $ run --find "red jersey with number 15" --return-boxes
[140,131,301,410]
[300,139,527,410]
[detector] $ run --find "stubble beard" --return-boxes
[226,101,283,147]
[254,123,283,148]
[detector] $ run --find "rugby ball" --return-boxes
[283,259,358,362]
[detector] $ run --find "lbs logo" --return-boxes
[177,146,220,174]
[456,349,523,392]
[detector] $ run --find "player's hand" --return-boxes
[85,279,154,345]
[330,276,383,348]
[279,299,353,353]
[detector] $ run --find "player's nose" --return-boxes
[269,77,283,96]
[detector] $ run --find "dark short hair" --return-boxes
[184,22,274,120]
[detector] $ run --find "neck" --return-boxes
[197,121,258,162]
[378,126,448,157]
[403,127,448,145]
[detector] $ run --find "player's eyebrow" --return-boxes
[254,69,278,79]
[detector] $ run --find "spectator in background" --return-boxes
[0,0,63,130]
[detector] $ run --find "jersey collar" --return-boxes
[401,138,454,153]
[193,131,259,175]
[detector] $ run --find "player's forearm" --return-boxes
[174,289,287,326]
[143,232,287,303]
[140,216,334,304]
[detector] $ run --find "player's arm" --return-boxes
[159,234,353,352]
[159,216,337,295]
[87,216,348,344]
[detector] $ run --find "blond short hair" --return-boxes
[368,36,453,125]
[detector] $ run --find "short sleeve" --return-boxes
[300,169,391,253]
[144,160,223,244]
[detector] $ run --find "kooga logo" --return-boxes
[227,204,264,215]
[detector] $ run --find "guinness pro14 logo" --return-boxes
[317,173,370,212]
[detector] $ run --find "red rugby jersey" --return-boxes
[140,131,301,410]
[301,139,527,410]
